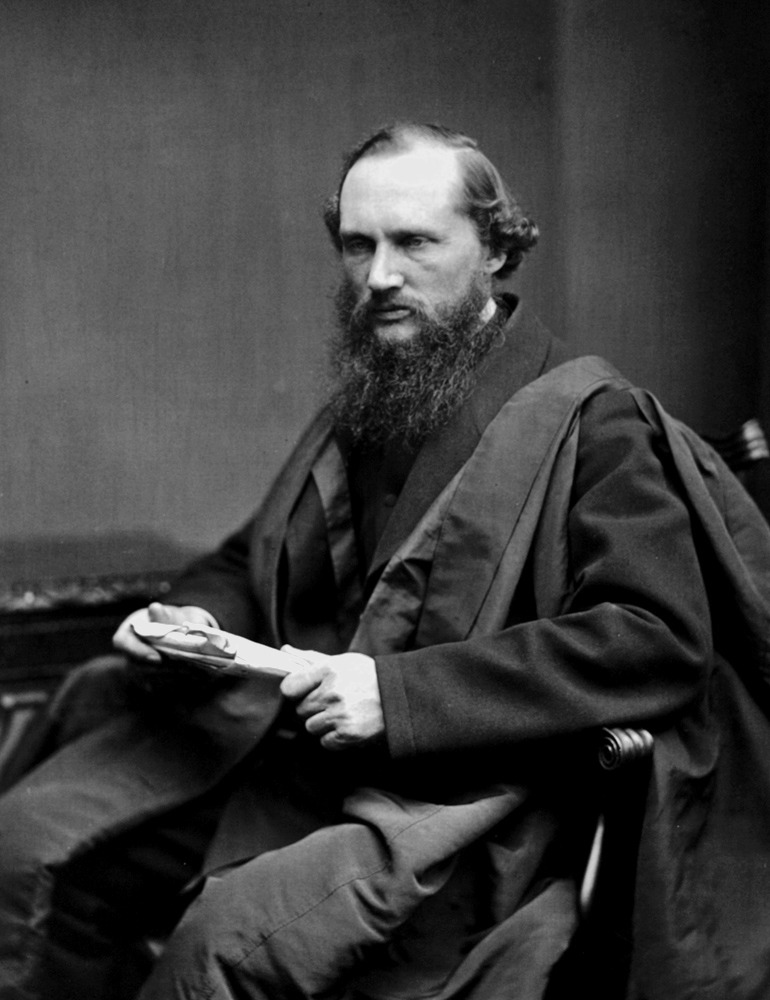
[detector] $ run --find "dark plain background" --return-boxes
[2,0,768,586]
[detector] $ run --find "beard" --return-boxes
[328,277,502,450]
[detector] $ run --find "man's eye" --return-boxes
[403,236,428,249]
[342,239,371,255]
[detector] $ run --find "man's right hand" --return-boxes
[112,602,219,663]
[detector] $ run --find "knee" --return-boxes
[142,822,417,1000]
[0,782,60,877]
[48,654,137,744]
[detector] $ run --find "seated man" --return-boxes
[1,122,770,1000]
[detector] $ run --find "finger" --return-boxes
[280,665,325,700]
[112,621,162,662]
[148,602,182,624]
[294,692,329,721]
[113,632,159,661]
[319,730,347,752]
[304,710,335,738]
[280,645,329,667]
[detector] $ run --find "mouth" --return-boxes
[370,306,412,323]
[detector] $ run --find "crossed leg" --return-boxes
[139,786,526,1000]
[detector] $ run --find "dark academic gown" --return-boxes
[4,297,769,997]
[133,297,717,995]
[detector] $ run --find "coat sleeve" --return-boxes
[375,389,712,761]
[162,517,267,640]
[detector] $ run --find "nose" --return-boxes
[367,245,404,293]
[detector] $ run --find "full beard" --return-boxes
[328,278,502,450]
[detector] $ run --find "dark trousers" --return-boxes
[0,714,239,1000]
[138,791,576,1000]
[0,660,578,1000]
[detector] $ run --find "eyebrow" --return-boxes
[339,226,440,242]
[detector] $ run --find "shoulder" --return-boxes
[580,383,645,425]
[572,385,677,501]
[577,382,661,448]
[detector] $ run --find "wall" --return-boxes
[0,0,558,584]
[554,0,768,434]
[2,0,768,588]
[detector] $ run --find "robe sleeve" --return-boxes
[375,389,712,760]
[162,517,267,640]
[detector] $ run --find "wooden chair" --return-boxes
[704,418,770,476]
[564,417,770,996]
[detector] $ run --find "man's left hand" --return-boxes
[279,649,384,751]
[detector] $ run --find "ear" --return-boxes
[484,248,507,276]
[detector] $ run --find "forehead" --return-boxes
[339,143,468,232]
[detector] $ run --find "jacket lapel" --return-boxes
[365,297,570,590]
[249,408,335,643]
[351,356,624,655]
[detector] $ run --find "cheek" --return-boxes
[342,263,369,296]
[429,261,479,298]
[430,245,487,290]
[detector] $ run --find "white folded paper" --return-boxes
[131,621,311,678]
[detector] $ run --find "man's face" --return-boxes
[337,143,504,342]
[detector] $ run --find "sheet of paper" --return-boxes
[131,621,311,677]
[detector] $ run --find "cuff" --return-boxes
[375,653,418,760]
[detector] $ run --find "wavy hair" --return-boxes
[322,123,539,279]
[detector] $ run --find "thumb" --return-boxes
[147,602,178,624]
